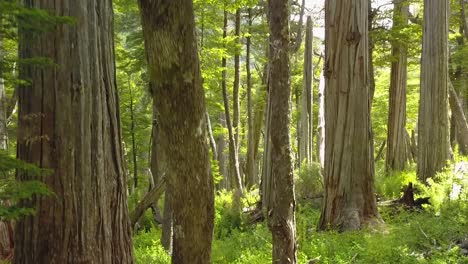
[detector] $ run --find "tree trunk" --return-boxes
[386,0,409,171]
[14,1,134,263]
[129,78,138,192]
[317,68,325,170]
[233,9,241,154]
[417,0,451,182]
[245,8,256,189]
[221,9,243,194]
[299,16,313,166]
[449,81,468,154]
[268,0,296,262]
[319,0,382,231]
[138,1,215,262]
[0,12,6,150]
[206,112,217,160]
[216,113,229,190]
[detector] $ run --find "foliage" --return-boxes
[133,228,171,264]
[0,151,52,220]
[295,161,323,201]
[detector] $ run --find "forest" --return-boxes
[0,0,468,263]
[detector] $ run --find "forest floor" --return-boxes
[134,160,468,264]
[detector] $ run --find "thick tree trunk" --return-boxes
[319,0,382,231]
[449,81,468,154]
[417,0,451,182]
[268,0,296,262]
[221,9,243,194]
[138,1,215,262]
[299,16,313,166]
[386,0,409,171]
[14,1,134,263]
[245,8,256,189]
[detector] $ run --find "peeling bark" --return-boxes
[319,0,382,231]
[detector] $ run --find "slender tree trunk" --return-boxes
[217,113,229,190]
[0,11,6,150]
[449,81,468,154]
[417,0,451,182]
[206,112,218,160]
[319,0,382,231]
[14,1,134,263]
[222,9,243,194]
[386,0,409,171]
[245,8,256,189]
[128,78,139,191]
[138,1,214,262]
[233,9,241,153]
[268,0,296,262]
[299,16,313,166]
[161,188,173,253]
[317,69,325,170]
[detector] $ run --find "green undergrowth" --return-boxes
[134,160,468,263]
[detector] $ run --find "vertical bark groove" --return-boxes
[15,1,134,263]
[417,0,450,182]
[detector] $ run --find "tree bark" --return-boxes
[317,68,325,170]
[299,16,313,166]
[14,1,134,263]
[233,9,241,154]
[417,0,451,182]
[319,0,382,231]
[268,0,297,262]
[206,112,217,160]
[216,113,229,190]
[245,8,256,188]
[386,0,409,171]
[449,80,468,154]
[138,1,215,262]
[128,78,138,192]
[221,9,243,194]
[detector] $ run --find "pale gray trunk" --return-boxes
[449,81,468,154]
[299,16,313,166]
[221,9,243,194]
[317,69,325,170]
[417,0,451,182]
[245,8,256,188]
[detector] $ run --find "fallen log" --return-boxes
[130,177,166,228]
